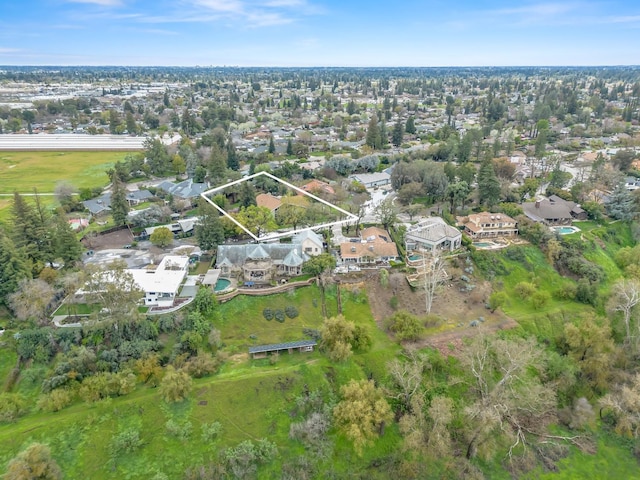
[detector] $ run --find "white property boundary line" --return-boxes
[200,171,358,242]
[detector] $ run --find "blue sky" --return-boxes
[1,0,639,66]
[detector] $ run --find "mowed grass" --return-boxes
[0,151,127,194]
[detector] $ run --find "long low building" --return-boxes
[0,134,146,151]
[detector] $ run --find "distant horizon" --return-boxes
[2,1,640,67]
[2,64,640,69]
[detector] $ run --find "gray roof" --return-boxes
[291,229,323,246]
[157,179,208,199]
[406,217,461,243]
[349,172,391,185]
[522,197,574,223]
[249,339,317,354]
[283,249,304,267]
[82,192,111,215]
[216,243,309,267]
[126,190,154,202]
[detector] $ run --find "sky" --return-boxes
[1,0,639,66]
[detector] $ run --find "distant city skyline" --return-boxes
[1,0,640,66]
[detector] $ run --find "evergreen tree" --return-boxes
[226,141,239,171]
[196,201,226,251]
[286,138,293,156]
[208,143,227,180]
[53,209,83,266]
[239,181,257,208]
[392,120,404,147]
[405,116,416,134]
[268,136,276,155]
[0,231,31,306]
[477,160,501,207]
[110,174,130,226]
[365,114,381,149]
[11,192,50,271]
[379,119,388,148]
[606,182,636,221]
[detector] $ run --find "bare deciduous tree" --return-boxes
[608,279,640,345]
[422,251,447,314]
[8,278,55,325]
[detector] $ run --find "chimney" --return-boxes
[535,201,540,208]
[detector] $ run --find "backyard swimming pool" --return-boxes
[214,278,231,292]
[551,226,581,235]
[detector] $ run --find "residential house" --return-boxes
[157,178,208,206]
[291,230,324,256]
[249,340,317,359]
[216,243,312,283]
[128,255,189,307]
[339,227,399,265]
[256,193,282,213]
[125,189,154,206]
[625,177,640,191]
[82,193,111,216]
[458,212,518,239]
[349,172,391,188]
[522,195,586,225]
[300,179,335,195]
[405,217,462,253]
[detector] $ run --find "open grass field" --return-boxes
[0,151,127,194]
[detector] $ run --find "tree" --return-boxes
[84,260,143,319]
[150,226,174,247]
[275,202,306,230]
[460,334,556,459]
[227,141,239,170]
[477,160,501,207]
[320,315,355,362]
[0,231,31,307]
[234,205,277,237]
[268,136,276,155]
[11,192,51,271]
[405,116,416,134]
[608,279,640,346]
[286,138,293,156]
[110,174,129,226]
[302,253,336,317]
[333,379,393,454]
[4,443,62,480]
[8,278,55,324]
[600,373,640,438]
[159,366,193,403]
[239,181,257,208]
[365,114,381,149]
[385,310,424,341]
[421,252,447,314]
[606,182,636,221]
[392,120,404,147]
[208,143,227,180]
[612,149,637,172]
[196,201,225,251]
[445,180,470,214]
[52,209,82,266]
[374,197,398,231]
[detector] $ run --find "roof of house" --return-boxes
[405,217,461,244]
[291,229,323,247]
[349,172,391,185]
[157,179,208,199]
[82,193,111,215]
[340,240,398,259]
[301,179,335,195]
[249,339,317,354]
[127,255,189,295]
[256,193,282,212]
[522,196,577,222]
[216,243,310,267]
[126,189,154,202]
[460,212,517,227]
[360,226,391,243]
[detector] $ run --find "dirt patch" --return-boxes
[358,264,518,353]
[82,228,134,251]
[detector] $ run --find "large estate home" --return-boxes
[157,178,208,206]
[458,212,518,239]
[522,195,587,226]
[405,217,462,253]
[215,230,323,283]
[339,227,399,265]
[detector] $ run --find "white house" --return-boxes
[128,255,189,307]
[405,217,462,252]
[291,230,324,256]
[349,172,391,188]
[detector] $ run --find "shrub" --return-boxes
[274,309,285,323]
[514,282,537,299]
[0,393,28,423]
[262,308,274,321]
[285,305,299,319]
[385,311,424,341]
[37,389,74,412]
[184,352,222,378]
[555,283,577,300]
[159,367,193,403]
[111,428,143,455]
[390,296,398,310]
[201,421,223,442]
[531,290,551,309]
[165,419,193,441]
